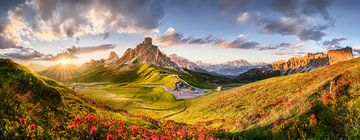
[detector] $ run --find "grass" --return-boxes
[162,57,360,138]
[76,82,187,119]
[0,58,218,139]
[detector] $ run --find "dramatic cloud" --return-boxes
[156,27,223,46]
[0,0,164,49]
[218,0,249,9]
[0,44,115,61]
[321,37,346,50]
[220,34,260,49]
[156,27,292,50]
[0,47,45,60]
[302,0,333,21]
[237,12,328,41]
[237,0,333,41]
[43,44,116,61]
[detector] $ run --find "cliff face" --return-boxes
[272,53,328,71]
[271,47,353,72]
[237,47,354,81]
[328,47,353,64]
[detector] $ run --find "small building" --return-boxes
[216,85,223,91]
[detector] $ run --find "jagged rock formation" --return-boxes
[328,47,353,64]
[237,47,354,81]
[272,53,329,74]
[118,37,179,69]
[104,51,119,66]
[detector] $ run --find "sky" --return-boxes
[0,0,359,65]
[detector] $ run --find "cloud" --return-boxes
[156,27,223,46]
[258,42,291,50]
[237,12,328,41]
[0,47,46,60]
[0,0,165,50]
[43,44,116,61]
[302,0,333,21]
[321,37,346,50]
[271,0,299,17]
[219,0,249,9]
[156,27,292,50]
[220,34,260,49]
[0,44,115,61]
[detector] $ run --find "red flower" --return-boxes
[198,133,205,140]
[15,93,20,98]
[208,136,215,140]
[116,128,124,135]
[90,125,97,135]
[30,124,36,130]
[143,129,149,135]
[160,135,169,140]
[106,133,114,140]
[19,117,27,124]
[132,127,139,135]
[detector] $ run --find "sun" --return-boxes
[58,59,70,65]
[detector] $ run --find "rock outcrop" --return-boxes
[328,47,353,64]
[104,51,119,66]
[237,47,354,81]
[272,53,329,74]
[118,37,179,69]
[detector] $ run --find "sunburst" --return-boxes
[44,59,76,81]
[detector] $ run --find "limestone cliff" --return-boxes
[328,47,353,64]
[237,47,354,81]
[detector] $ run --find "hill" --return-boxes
[167,57,360,139]
[0,58,217,139]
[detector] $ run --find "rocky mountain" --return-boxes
[104,51,119,66]
[237,47,354,81]
[197,59,266,76]
[117,37,179,69]
[169,54,197,70]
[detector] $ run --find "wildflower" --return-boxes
[143,129,149,135]
[15,93,20,98]
[198,133,205,140]
[160,135,169,140]
[132,127,138,135]
[106,133,114,140]
[90,125,97,135]
[74,117,81,123]
[117,121,124,126]
[30,124,36,130]
[309,113,316,127]
[20,117,27,124]
[208,136,215,140]
[116,128,124,135]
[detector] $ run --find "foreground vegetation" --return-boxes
[0,59,219,139]
[2,57,360,139]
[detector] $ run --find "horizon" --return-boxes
[1,0,360,66]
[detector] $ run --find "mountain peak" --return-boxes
[118,37,179,69]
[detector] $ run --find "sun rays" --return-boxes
[44,59,76,81]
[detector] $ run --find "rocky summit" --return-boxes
[118,37,179,69]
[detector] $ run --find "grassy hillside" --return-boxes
[0,59,217,139]
[167,57,360,139]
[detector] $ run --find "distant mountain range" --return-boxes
[169,54,267,76]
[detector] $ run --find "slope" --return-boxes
[0,59,217,139]
[168,57,360,139]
